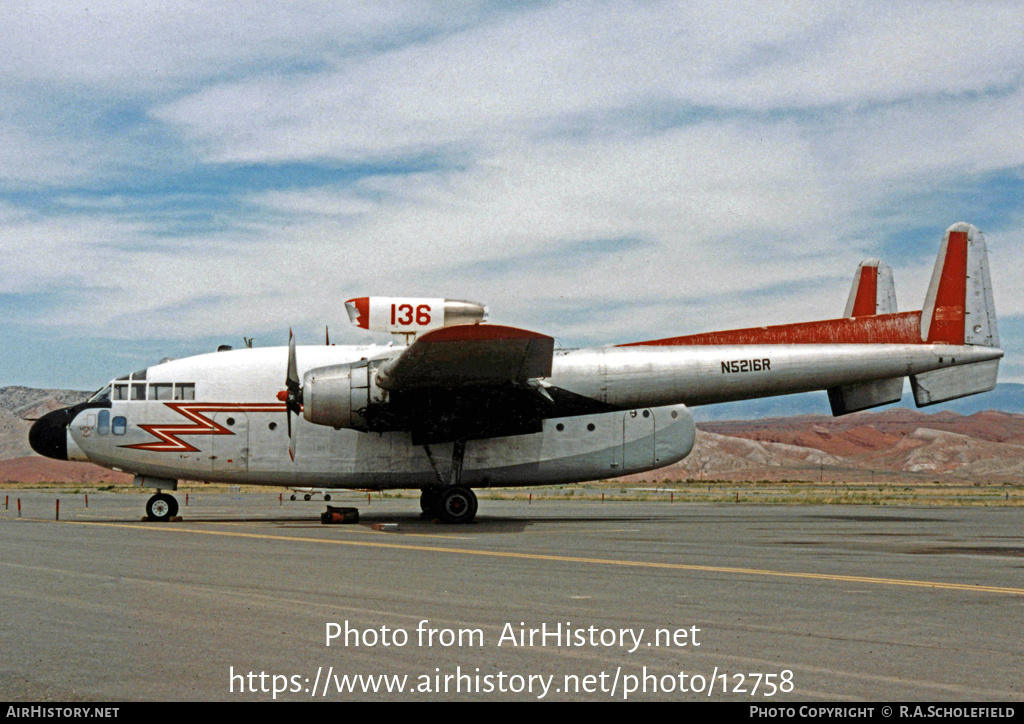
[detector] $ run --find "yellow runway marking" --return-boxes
[65,519,1024,597]
[213,519,472,541]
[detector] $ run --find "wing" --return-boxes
[376,324,553,390]
[369,324,556,444]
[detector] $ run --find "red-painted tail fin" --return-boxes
[830,259,904,414]
[844,259,897,317]
[920,222,999,347]
[911,223,1001,407]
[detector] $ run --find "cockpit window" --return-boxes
[107,377,195,402]
[149,383,173,400]
[87,385,112,403]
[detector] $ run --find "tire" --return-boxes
[146,493,178,522]
[437,486,477,524]
[420,488,441,518]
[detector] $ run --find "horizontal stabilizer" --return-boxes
[845,259,897,317]
[910,359,999,407]
[827,376,904,416]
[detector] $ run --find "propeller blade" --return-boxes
[285,329,301,462]
[287,329,300,393]
[286,406,295,461]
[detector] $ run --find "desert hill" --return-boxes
[683,409,1024,483]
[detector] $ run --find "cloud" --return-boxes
[1,1,1022,389]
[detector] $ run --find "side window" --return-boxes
[113,384,129,401]
[174,383,195,400]
[112,416,127,435]
[130,384,145,400]
[98,410,110,436]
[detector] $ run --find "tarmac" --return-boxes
[1,490,1022,701]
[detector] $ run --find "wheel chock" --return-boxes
[321,506,359,524]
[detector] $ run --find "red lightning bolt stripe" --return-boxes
[122,402,287,452]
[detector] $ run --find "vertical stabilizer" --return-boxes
[830,259,904,413]
[920,223,999,347]
[912,223,1001,407]
[844,259,897,317]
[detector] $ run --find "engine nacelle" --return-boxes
[301,359,387,430]
[344,297,487,341]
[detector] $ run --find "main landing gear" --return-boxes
[420,486,478,524]
[421,439,478,524]
[145,492,179,522]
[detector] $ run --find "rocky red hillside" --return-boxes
[682,409,1024,483]
[702,409,1024,451]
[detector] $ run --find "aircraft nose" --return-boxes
[28,407,73,461]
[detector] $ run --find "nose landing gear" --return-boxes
[145,493,179,522]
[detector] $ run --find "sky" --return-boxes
[1,0,1022,391]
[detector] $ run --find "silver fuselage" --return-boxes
[60,340,1000,490]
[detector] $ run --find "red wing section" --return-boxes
[377,324,554,391]
[620,311,924,347]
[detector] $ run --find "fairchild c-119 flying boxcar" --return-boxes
[30,223,1001,523]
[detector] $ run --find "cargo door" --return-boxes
[622,409,655,472]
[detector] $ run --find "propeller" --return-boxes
[278,329,302,461]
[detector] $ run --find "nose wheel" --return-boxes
[145,493,179,522]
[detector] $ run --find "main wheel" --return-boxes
[146,493,178,522]
[437,486,478,524]
[420,488,441,518]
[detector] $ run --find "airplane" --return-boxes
[29,223,1001,524]
[288,488,334,501]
